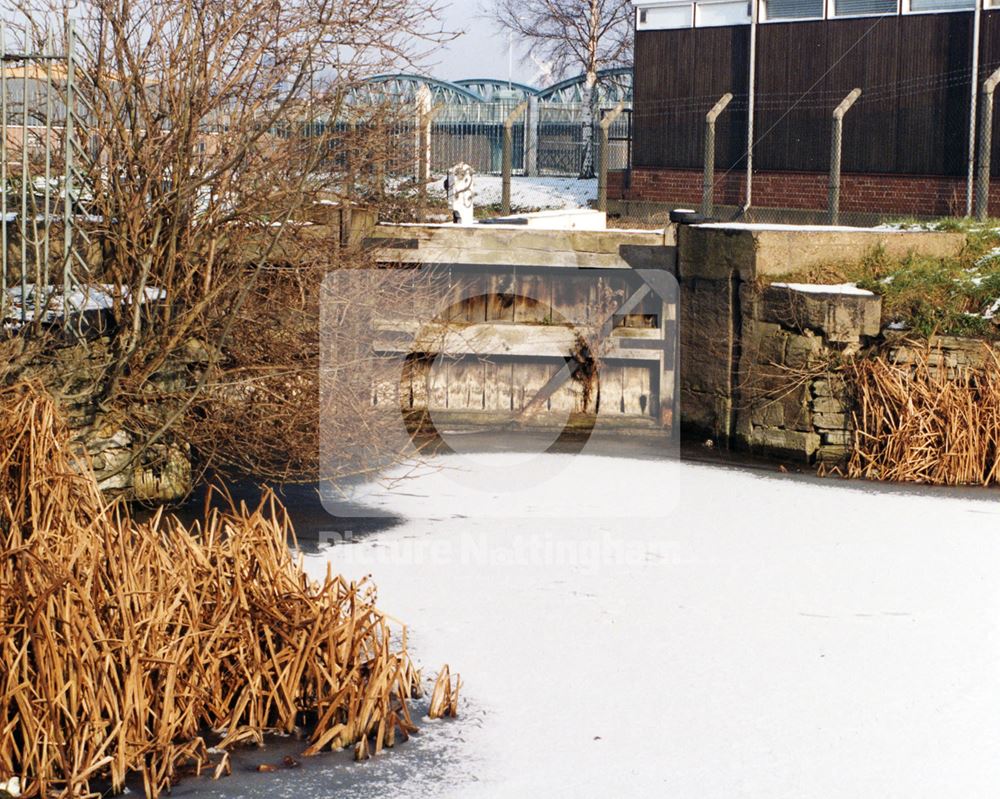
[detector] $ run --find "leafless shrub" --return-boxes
[3,0,452,488]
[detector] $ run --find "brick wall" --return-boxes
[609,167,997,218]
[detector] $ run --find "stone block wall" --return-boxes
[736,284,882,464]
[675,224,960,455]
[736,310,859,465]
[883,333,999,376]
[679,275,739,440]
[25,337,199,502]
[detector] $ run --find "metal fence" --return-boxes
[600,79,1000,229]
[0,21,91,332]
[376,98,629,180]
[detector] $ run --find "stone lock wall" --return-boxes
[883,332,1000,375]
[676,223,966,464]
[736,285,881,464]
[26,337,202,502]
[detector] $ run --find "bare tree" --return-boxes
[1,0,451,490]
[488,0,633,178]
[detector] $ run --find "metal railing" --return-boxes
[0,21,91,331]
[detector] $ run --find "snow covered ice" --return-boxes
[238,453,1000,799]
[170,452,1000,798]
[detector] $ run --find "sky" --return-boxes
[420,2,542,88]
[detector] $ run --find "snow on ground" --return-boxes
[700,222,914,234]
[770,282,876,296]
[976,246,1000,267]
[214,453,1000,799]
[5,283,165,324]
[429,175,597,211]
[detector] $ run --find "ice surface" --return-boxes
[216,454,1000,799]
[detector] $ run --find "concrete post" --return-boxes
[702,93,733,217]
[502,100,529,216]
[526,94,539,177]
[417,101,443,222]
[415,86,431,219]
[967,0,982,216]
[414,85,430,183]
[597,101,626,213]
[63,20,76,324]
[828,88,861,226]
[976,67,1000,220]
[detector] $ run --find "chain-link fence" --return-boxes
[344,62,998,230]
[0,21,94,331]
[352,96,618,181]
[601,67,999,230]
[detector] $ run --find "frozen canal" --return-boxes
[175,452,1000,798]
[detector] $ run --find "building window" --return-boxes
[763,0,825,18]
[907,0,974,9]
[636,4,695,29]
[696,0,752,25]
[834,0,897,15]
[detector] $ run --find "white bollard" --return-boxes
[445,162,475,225]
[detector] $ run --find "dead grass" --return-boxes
[848,347,1000,485]
[761,220,1000,340]
[0,383,455,798]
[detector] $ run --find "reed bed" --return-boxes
[848,347,1000,485]
[0,383,450,798]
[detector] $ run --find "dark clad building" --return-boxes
[617,0,1000,218]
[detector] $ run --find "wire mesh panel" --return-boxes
[536,101,590,176]
[605,82,985,230]
[430,101,526,176]
[416,100,613,178]
[0,21,91,332]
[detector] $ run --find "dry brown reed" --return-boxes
[848,346,1000,485]
[0,383,451,798]
[428,666,461,720]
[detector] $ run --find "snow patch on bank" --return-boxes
[429,175,597,211]
[771,282,876,296]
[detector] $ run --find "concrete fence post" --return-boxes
[701,92,733,217]
[597,101,627,213]
[828,88,861,226]
[417,100,443,222]
[502,100,529,216]
[526,94,539,177]
[976,67,1000,220]
[414,85,430,183]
